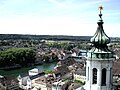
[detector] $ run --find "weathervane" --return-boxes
[98,5,103,20]
[98,5,103,13]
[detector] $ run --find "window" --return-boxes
[88,67,89,81]
[101,68,106,86]
[101,54,105,58]
[93,68,97,84]
[110,68,112,84]
[96,54,99,58]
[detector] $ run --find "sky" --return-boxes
[0,0,120,37]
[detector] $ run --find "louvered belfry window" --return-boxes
[93,68,97,84]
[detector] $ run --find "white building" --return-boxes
[17,71,45,90]
[17,75,32,90]
[29,68,42,76]
[84,6,115,90]
[52,80,70,90]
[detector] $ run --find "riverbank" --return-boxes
[0,62,57,77]
[0,64,22,71]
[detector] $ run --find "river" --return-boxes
[0,62,57,77]
[0,50,87,78]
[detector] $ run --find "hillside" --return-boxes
[0,34,91,41]
[0,34,119,41]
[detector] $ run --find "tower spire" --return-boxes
[89,5,113,58]
[85,6,115,90]
[98,5,103,20]
[91,5,110,46]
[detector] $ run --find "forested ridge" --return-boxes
[0,34,118,41]
[0,34,91,41]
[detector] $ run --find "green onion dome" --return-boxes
[90,12,110,46]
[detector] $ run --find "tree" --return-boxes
[0,48,35,67]
[43,54,50,63]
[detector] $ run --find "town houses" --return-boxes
[16,57,85,90]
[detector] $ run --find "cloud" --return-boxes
[86,0,107,5]
[48,0,69,8]
[73,0,109,9]
[47,0,109,12]
[105,12,120,16]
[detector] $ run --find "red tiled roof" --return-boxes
[113,61,120,75]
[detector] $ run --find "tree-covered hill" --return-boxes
[0,48,35,68]
[0,34,91,41]
[0,34,119,41]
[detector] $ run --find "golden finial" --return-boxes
[98,5,103,11]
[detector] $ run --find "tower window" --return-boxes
[96,53,99,58]
[88,67,89,81]
[110,68,112,84]
[101,68,106,86]
[93,68,97,84]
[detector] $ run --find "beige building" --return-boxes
[74,68,86,84]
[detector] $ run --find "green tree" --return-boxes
[43,54,50,63]
[0,48,35,67]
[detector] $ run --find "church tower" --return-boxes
[85,6,115,90]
